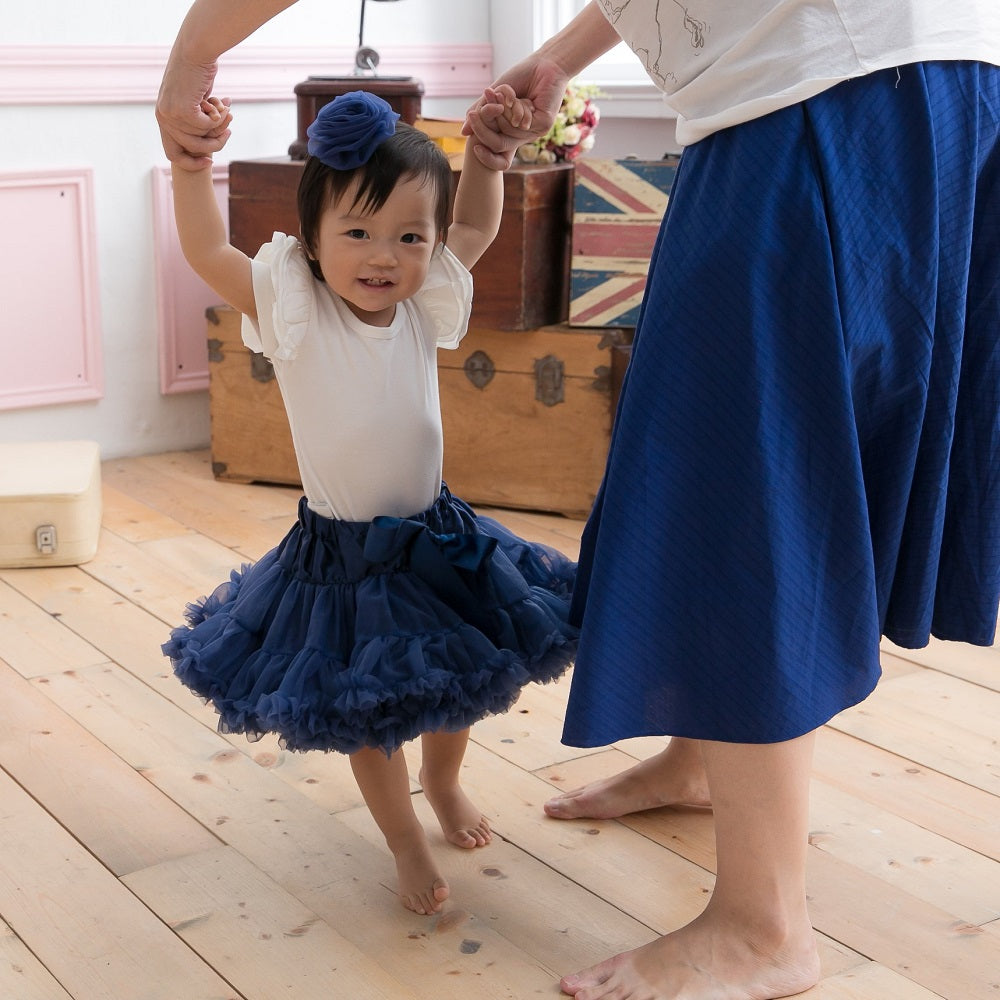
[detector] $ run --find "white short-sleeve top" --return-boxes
[242,233,472,522]
[600,0,1000,144]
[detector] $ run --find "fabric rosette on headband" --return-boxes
[306,91,401,170]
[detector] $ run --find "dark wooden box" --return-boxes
[475,162,573,329]
[228,159,574,330]
[288,76,424,159]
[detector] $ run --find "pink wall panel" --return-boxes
[0,44,493,105]
[152,166,229,394]
[0,171,103,410]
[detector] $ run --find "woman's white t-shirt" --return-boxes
[600,0,1000,143]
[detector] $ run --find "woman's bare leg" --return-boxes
[419,727,492,848]
[350,746,449,915]
[544,737,711,819]
[560,732,821,1000]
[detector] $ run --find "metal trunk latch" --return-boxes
[251,352,276,383]
[534,354,564,407]
[464,350,495,389]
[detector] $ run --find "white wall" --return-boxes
[0,0,675,461]
[0,0,491,460]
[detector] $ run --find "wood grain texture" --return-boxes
[0,450,996,999]
[439,324,629,516]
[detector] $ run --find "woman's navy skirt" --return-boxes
[565,61,1000,746]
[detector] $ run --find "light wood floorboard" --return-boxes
[0,449,997,999]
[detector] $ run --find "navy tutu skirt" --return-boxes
[163,487,577,755]
[564,61,1000,748]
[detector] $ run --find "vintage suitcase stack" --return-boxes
[228,160,574,331]
[220,155,613,515]
[0,440,102,568]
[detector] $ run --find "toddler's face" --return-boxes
[314,174,441,327]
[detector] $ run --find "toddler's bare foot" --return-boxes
[559,906,819,999]
[391,835,450,915]
[419,769,492,848]
[545,743,711,820]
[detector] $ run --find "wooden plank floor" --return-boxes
[1,449,998,999]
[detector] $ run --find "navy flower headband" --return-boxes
[306,91,401,170]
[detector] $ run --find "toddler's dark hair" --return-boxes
[297,122,453,276]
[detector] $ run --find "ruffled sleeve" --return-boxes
[240,232,315,361]
[412,245,474,350]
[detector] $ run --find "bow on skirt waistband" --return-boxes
[363,516,499,633]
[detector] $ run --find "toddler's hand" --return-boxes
[200,96,233,139]
[170,97,234,168]
[485,84,534,132]
[465,85,535,170]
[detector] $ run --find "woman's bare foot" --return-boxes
[559,905,820,999]
[419,767,492,848]
[545,741,712,820]
[391,834,451,915]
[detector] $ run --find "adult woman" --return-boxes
[466,3,1000,998]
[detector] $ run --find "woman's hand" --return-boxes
[465,2,621,169]
[156,54,232,169]
[155,0,300,167]
[464,54,570,170]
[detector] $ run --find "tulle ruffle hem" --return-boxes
[163,487,577,755]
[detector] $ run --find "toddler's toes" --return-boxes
[450,828,479,849]
[401,878,449,915]
[450,819,492,849]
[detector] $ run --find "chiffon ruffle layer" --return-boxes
[164,489,577,755]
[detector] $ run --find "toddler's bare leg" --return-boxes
[350,746,449,915]
[544,737,711,820]
[559,732,820,1000]
[419,728,492,848]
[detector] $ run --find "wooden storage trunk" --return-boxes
[206,306,627,517]
[0,440,102,568]
[206,305,299,486]
[228,159,573,330]
[569,157,679,328]
[439,323,631,518]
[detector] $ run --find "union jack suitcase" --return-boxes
[569,157,679,328]
[0,440,102,568]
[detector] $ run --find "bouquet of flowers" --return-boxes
[516,82,601,164]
